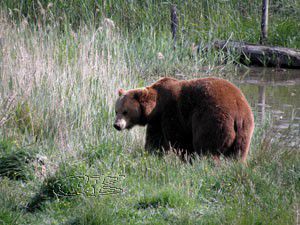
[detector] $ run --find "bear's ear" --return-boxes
[118,88,126,96]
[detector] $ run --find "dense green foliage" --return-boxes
[2,0,300,48]
[0,1,299,224]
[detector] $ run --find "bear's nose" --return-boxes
[114,123,121,131]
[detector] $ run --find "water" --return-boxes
[234,67,300,147]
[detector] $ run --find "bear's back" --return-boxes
[178,77,253,123]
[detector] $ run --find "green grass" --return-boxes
[0,135,298,224]
[0,1,299,224]
[2,0,300,49]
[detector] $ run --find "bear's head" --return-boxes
[113,88,156,131]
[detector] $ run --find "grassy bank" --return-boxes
[0,1,299,224]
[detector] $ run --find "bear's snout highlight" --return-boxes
[113,118,127,131]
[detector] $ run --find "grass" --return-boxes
[1,135,298,224]
[0,1,299,224]
[0,146,35,180]
[1,0,300,49]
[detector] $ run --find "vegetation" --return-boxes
[2,0,300,48]
[0,1,299,224]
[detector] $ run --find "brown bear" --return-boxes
[114,77,254,163]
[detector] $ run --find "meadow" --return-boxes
[0,1,299,224]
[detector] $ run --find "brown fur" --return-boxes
[114,77,255,163]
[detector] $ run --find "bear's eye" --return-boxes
[123,111,128,115]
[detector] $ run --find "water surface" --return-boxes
[234,67,300,147]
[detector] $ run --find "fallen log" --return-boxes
[211,40,300,69]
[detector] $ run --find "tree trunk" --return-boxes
[170,4,178,50]
[211,40,300,68]
[260,0,269,44]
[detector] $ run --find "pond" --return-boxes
[234,67,300,147]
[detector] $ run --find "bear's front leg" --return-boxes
[145,123,164,155]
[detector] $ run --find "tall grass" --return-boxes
[1,13,136,145]
[0,9,236,152]
[0,2,299,224]
[1,0,300,48]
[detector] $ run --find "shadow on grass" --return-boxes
[0,139,36,181]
